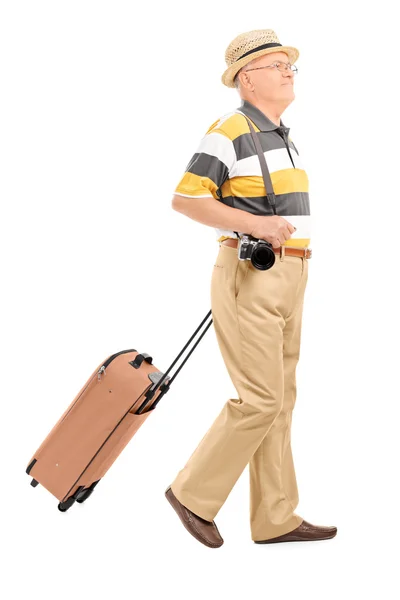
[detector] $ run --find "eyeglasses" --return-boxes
[244,61,298,75]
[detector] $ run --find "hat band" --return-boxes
[236,42,282,62]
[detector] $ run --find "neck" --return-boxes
[242,97,284,127]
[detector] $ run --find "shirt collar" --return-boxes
[235,99,288,133]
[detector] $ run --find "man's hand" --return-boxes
[250,215,297,248]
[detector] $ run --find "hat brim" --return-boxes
[221,46,299,88]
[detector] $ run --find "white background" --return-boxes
[1,1,399,599]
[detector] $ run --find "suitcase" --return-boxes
[26,310,213,512]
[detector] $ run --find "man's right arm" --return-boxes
[171,193,257,238]
[171,121,257,237]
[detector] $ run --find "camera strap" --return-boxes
[233,114,278,239]
[243,115,277,215]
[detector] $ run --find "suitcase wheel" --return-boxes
[58,485,86,512]
[76,489,92,503]
[76,480,100,504]
[58,498,75,512]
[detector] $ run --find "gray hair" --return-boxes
[234,58,257,89]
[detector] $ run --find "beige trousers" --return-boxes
[170,243,309,541]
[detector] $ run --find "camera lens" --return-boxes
[251,243,276,271]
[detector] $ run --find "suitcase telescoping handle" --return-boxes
[135,309,213,413]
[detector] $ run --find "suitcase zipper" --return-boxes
[58,368,105,426]
[97,348,137,380]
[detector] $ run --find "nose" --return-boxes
[282,64,294,78]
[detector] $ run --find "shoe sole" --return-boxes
[254,531,337,543]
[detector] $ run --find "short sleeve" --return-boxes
[174,126,236,199]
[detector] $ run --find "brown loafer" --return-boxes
[254,519,337,544]
[165,486,224,548]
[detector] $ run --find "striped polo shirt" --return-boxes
[173,99,311,248]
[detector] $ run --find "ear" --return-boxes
[238,69,253,91]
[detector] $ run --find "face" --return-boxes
[239,51,295,103]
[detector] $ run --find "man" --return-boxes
[165,29,337,548]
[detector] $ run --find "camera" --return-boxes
[237,234,276,271]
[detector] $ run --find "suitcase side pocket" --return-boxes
[87,410,153,481]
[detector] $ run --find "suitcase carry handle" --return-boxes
[135,309,213,413]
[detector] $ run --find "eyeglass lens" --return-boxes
[275,62,297,73]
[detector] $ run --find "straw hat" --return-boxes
[221,29,299,88]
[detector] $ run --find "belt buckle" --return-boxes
[305,248,312,259]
